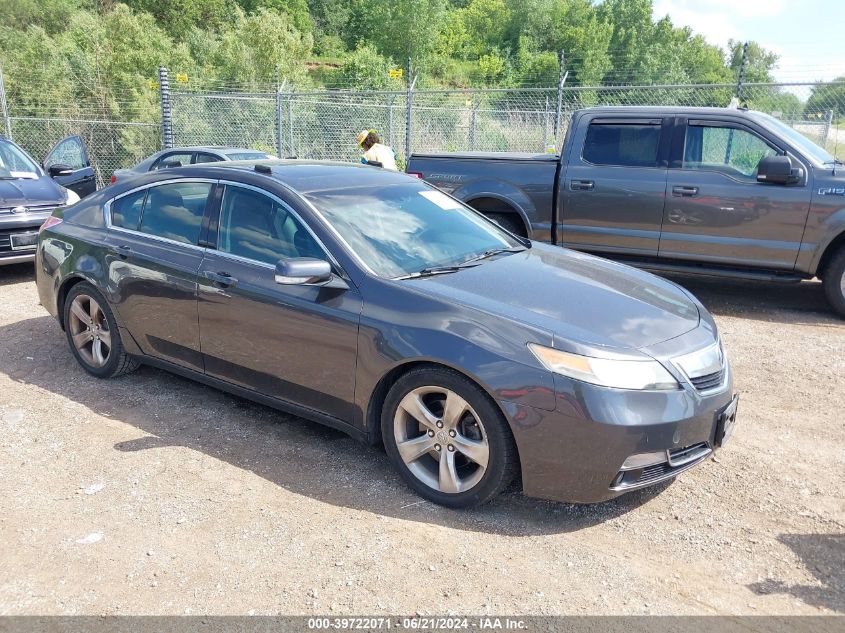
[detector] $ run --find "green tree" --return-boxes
[805,78,845,119]
[332,43,401,89]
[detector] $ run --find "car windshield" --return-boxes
[753,112,837,165]
[304,182,524,279]
[0,140,40,179]
[225,151,271,160]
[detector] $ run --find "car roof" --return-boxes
[578,106,765,117]
[178,159,415,194]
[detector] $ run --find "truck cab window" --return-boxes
[583,122,660,167]
[683,124,776,180]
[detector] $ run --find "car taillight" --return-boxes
[39,216,63,234]
[407,171,423,179]
[110,174,117,184]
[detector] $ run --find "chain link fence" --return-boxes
[2,63,843,185]
[168,80,845,162]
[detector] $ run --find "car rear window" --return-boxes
[137,182,211,244]
[111,189,146,230]
[582,122,661,167]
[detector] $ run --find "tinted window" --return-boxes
[45,136,87,170]
[138,182,211,244]
[217,186,323,265]
[224,152,271,161]
[153,152,192,170]
[583,122,660,167]
[194,153,223,164]
[684,124,776,180]
[111,189,146,230]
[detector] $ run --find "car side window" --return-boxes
[217,186,324,266]
[582,122,661,167]
[683,124,777,180]
[45,136,87,170]
[152,152,193,170]
[194,153,222,164]
[137,182,211,244]
[111,189,147,230]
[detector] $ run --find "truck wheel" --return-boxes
[822,247,845,318]
[487,213,526,238]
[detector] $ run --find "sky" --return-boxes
[651,0,845,85]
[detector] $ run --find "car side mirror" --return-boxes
[757,155,802,185]
[48,164,73,177]
[275,257,333,285]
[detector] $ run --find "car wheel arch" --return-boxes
[464,196,530,237]
[364,359,517,454]
[57,275,89,330]
[817,229,845,280]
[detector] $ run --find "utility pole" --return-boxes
[554,50,566,151]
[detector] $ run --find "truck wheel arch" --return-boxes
[817,230,845,280]
[464,196,530,237]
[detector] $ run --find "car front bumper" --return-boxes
[1,213,51,265]
[501,360,736,504]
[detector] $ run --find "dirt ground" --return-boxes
[0,262,842,616]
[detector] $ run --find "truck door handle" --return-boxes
[113,244,130,259]
[570,179,595,191]
[672,185,699,197]
[204,271,238,288]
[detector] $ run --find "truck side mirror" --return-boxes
[757,155,802,185]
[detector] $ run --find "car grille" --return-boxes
[690,369,725,391]
[0,203,56,214]
[0,227,38,253]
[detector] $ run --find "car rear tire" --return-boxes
[487,213,526,238]
[382,367,519,508]
[63,282,140,378]
[822,247,845,318]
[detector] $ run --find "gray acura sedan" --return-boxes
[35,161,738,507]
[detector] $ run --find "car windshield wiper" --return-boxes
[395,263,482,280]
[460,246,526,265]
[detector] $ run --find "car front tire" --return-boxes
[382,367,519,508]
[823,247,845,318]
[63,282,140,378]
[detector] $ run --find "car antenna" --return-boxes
[254,164,272,174]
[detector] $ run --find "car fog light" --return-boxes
[621,450,666,471]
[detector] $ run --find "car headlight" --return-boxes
[64,188,80,205]
[528,343,679,390]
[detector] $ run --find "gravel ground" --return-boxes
[0,262,842,615]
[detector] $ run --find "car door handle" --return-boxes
[113,244,131,259]
[672,185,699,197]
[204,271,238,288]
[570,179,595,191]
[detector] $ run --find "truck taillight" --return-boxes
[110,174,117,184]
[407,171,423,179]
[39,216,63,234]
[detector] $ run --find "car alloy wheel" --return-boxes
[68,293,112,368]
[393,386,490,494]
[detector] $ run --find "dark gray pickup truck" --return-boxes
[407,106,845,317]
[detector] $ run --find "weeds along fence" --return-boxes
[2,63,843,183]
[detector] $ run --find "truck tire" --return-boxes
[822,247,845,318]
[487,213,526,238]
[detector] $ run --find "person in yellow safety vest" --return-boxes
[356,129,398,171]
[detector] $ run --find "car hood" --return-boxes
[0,176,65,210]
[408,243,701,352]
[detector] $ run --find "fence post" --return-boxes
[469,93,477,151]
[404,57,415,161]
[735,42,749,104]
[158,66,174,149]
[822,109,834,147]
[388,95,395,149]
[554,50,566,149]
[275,70,285,159]
[543,95,550,152]
[287,91,295,157]
[0,64,13,140]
